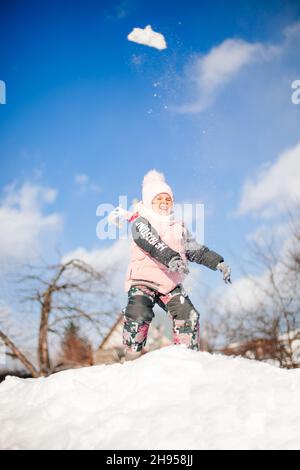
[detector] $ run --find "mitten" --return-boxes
[217,262,232,284]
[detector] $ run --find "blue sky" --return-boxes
[1,0,300,318]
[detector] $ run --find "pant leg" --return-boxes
[158,286,200,351]
[123,285,156,352]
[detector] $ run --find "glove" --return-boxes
[168,256,189,274]
[217,262,232,284]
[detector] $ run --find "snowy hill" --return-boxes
[0,346,300,450]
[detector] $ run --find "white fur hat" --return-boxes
[142,169,173,210]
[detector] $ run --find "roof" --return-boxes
[97,314,172,351]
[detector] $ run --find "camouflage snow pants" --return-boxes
[123,284,200,352]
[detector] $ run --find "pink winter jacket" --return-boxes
[125,204,187,295]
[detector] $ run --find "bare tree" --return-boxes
[0,329,39,378]
[0,257,118,376]
[202,207,300,368]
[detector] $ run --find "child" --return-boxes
[121,170,231,359]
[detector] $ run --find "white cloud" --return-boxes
[74,173,102,194]
[174,38,279,114]
[62,241,133,342]
[207,212,300,324]
[106,0,131,21]
[245,221,289,246]
[236,141,300,217]
[200,39,260,91]
[283,20,300,40]
[0,182,63,265]
[62,238,131,298]
[216,274,267,315]
[127,25,167,50]
[212,245,294,321]
[62,239,130,272]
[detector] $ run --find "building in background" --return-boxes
[94,314,172,364]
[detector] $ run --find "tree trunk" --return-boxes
[38,290,51,375]
[0,329,39,378]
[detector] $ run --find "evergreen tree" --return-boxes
[60,321,93,367]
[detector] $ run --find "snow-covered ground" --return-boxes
[0,346,300,450]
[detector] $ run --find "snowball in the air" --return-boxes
[127,25,167,50]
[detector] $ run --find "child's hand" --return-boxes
[108,207,133,228]
[168,256,189,274]
[217,262,232,284]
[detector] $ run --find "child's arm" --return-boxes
[184,228,231,283]
[132,216,189,274]
[184,228,223,270]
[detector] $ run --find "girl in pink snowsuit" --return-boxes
[122,170,231,358]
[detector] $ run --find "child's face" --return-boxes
[151,193,173,215]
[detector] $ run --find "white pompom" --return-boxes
[143,169,165,187]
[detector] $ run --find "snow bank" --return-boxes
[0,346,300,450]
